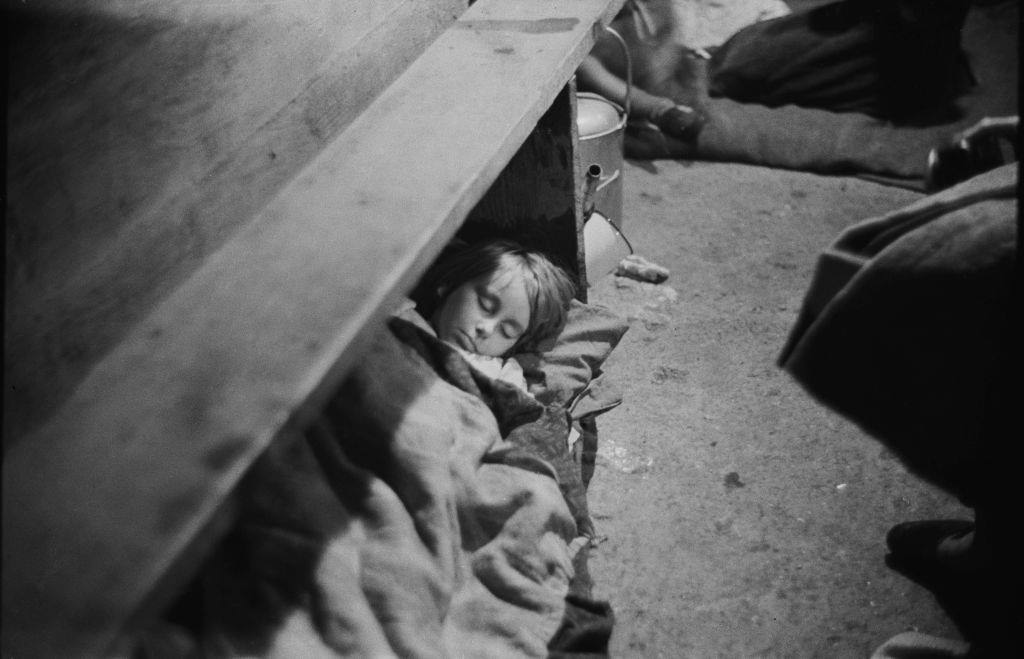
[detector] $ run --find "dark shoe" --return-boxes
[652,103,705,143]
[925,134,1010,192]
[886,519,974,558]
[624,120,697,160]
[885,519,1011,646]
[885,519,975,590]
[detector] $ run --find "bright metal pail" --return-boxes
[577,92,626,227]
[584,209,633,278]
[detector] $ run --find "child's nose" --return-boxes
[475,318,496,338]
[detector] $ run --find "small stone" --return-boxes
[724,471,745,489]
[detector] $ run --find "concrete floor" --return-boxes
[585,161,972,657]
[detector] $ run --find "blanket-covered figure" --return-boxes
[578,0,1018,186]
[780,161,1019,654]
[415,239,578,394]
[137,243,630,657]
[198,313,582,657]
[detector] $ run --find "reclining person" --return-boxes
[780,117,1020,656]
[410,239,577,392]
[578,0,977,181]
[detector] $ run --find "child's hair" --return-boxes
[416,239,577,353]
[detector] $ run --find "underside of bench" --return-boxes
[2,0,625,655]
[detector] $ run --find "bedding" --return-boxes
[671,0,791,51]
[516,299,630,408]
[144,301,628,657]
[778,163,1017,500]
[624,1,1018,189]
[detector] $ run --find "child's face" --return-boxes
[432,268,531,357]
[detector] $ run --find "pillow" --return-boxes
[514,300,630,407]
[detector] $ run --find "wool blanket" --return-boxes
[622,1,1018,188]
[191,312,614,657]
[779,163,1018,502]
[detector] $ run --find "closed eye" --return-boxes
[499,320,523,340]
[477,290,498,314]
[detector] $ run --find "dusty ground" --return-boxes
[585,160,972,657]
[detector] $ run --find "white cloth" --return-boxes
[669,0,790,49]
[454,346,530,393]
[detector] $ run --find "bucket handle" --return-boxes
[602,25,632,120]
[595,168,620,192]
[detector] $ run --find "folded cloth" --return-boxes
[870,631,971,659]
[198,312,590,657]
[779,163,1018,503]
[624,0,1018,188]
[709,0,973,120]
[670,0,791,51]
[454,345,530,393]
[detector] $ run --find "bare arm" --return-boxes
[577,54,669,119]
[577,54,703,139]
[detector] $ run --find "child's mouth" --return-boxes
[457,330,476,353]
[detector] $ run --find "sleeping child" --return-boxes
[409,238,577,392]
[176,239,606,658]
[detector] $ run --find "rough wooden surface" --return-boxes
[1,0,625,656]
[4,0,466,441]
[460,82,589,296]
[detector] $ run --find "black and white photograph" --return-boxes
[4,0,1019,656]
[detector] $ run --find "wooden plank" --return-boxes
[5,0,465,442]
[1,0,625,656]
[459,80,589,296]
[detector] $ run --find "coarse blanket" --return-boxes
[622,1,1018,189]
[191,309,615,657]
[778,163,1018,503]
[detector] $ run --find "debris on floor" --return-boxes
[724,471,746,490]
[616,253,670,283]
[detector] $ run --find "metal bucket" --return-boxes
[576,25,631,229]
[577,92,627,227]
[583,208,634,278]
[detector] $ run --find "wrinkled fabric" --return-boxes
[198,313,599,657]
[670,0,791,51]
[517,300,630,408]
[779,163,1018,503]
[709,0,972,120]
[870,631,971,659]
[622,1,1017,188]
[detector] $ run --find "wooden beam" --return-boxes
[460,80,589,297]
[1,0,625,656]
[5,0,466,441]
